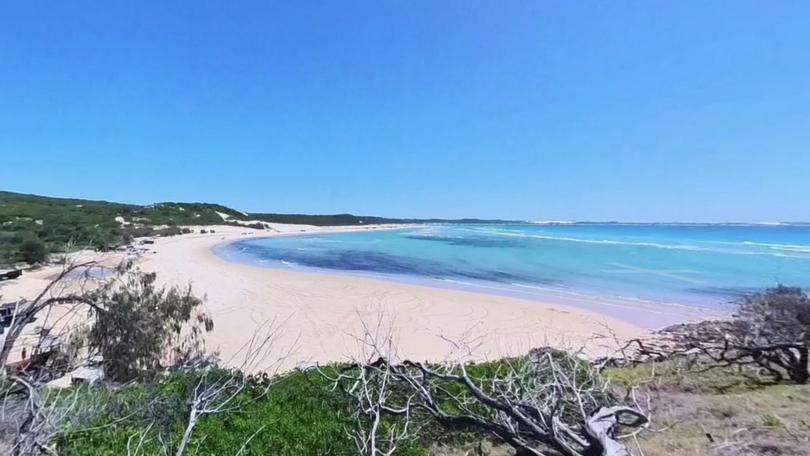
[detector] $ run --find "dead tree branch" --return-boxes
[329,317,648,456]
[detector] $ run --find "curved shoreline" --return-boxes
[125,224,659,370]
[2,223,667,372]
[214,228,724,330]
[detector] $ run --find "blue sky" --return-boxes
[1,1,808,222]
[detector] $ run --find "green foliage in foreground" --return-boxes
[56,359,546,455]
[56,367,426,456]
[41,353,810,455]
[55,355,606,456]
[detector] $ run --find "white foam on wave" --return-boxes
[455,227,810,259]
[740,241,810,254]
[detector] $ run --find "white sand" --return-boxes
[2,224,648,371]
[136,224,647,369]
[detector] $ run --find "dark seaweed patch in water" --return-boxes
[242,245,558,285]
[318,250,432,275]
[405,235,526,249]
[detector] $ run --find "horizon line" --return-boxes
[2,189,808,226]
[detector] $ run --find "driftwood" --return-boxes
[325,316,648,456]
[585,406,648,456]
[332,355,649,456]
[597,286,810,385]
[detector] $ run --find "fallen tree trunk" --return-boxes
[584,406,648,456]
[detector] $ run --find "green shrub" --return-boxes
[760,413,785,428]
[84,264,213,382]
[18,235,47,263]
[56,367,427,455]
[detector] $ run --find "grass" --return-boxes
[636,384,810,455]
[55,367,428,456]
[760,414,785,428]
[604,361,810,455]
[603,359,778,394]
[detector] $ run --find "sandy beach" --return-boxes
[140,224,649,369]
[1,224,651,371]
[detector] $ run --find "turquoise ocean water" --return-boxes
[214,224,810,327]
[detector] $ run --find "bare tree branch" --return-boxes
[328,317,648,456]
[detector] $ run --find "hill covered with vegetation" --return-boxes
[0,191,250,265]
[0,190,517,266]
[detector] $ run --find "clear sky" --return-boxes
[1,2,808,222]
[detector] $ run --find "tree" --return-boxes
[610,285,810,384]
[18,237,47,264]
[733,285,810,383]
[0,258,212,380]
[85,261,214,382]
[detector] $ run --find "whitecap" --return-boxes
[450,227,810,258]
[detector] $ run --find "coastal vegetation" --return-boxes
[0,191,246,265]
[1,259,808,455]
[0,191,517,266]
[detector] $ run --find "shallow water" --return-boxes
[214,223,810,325]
